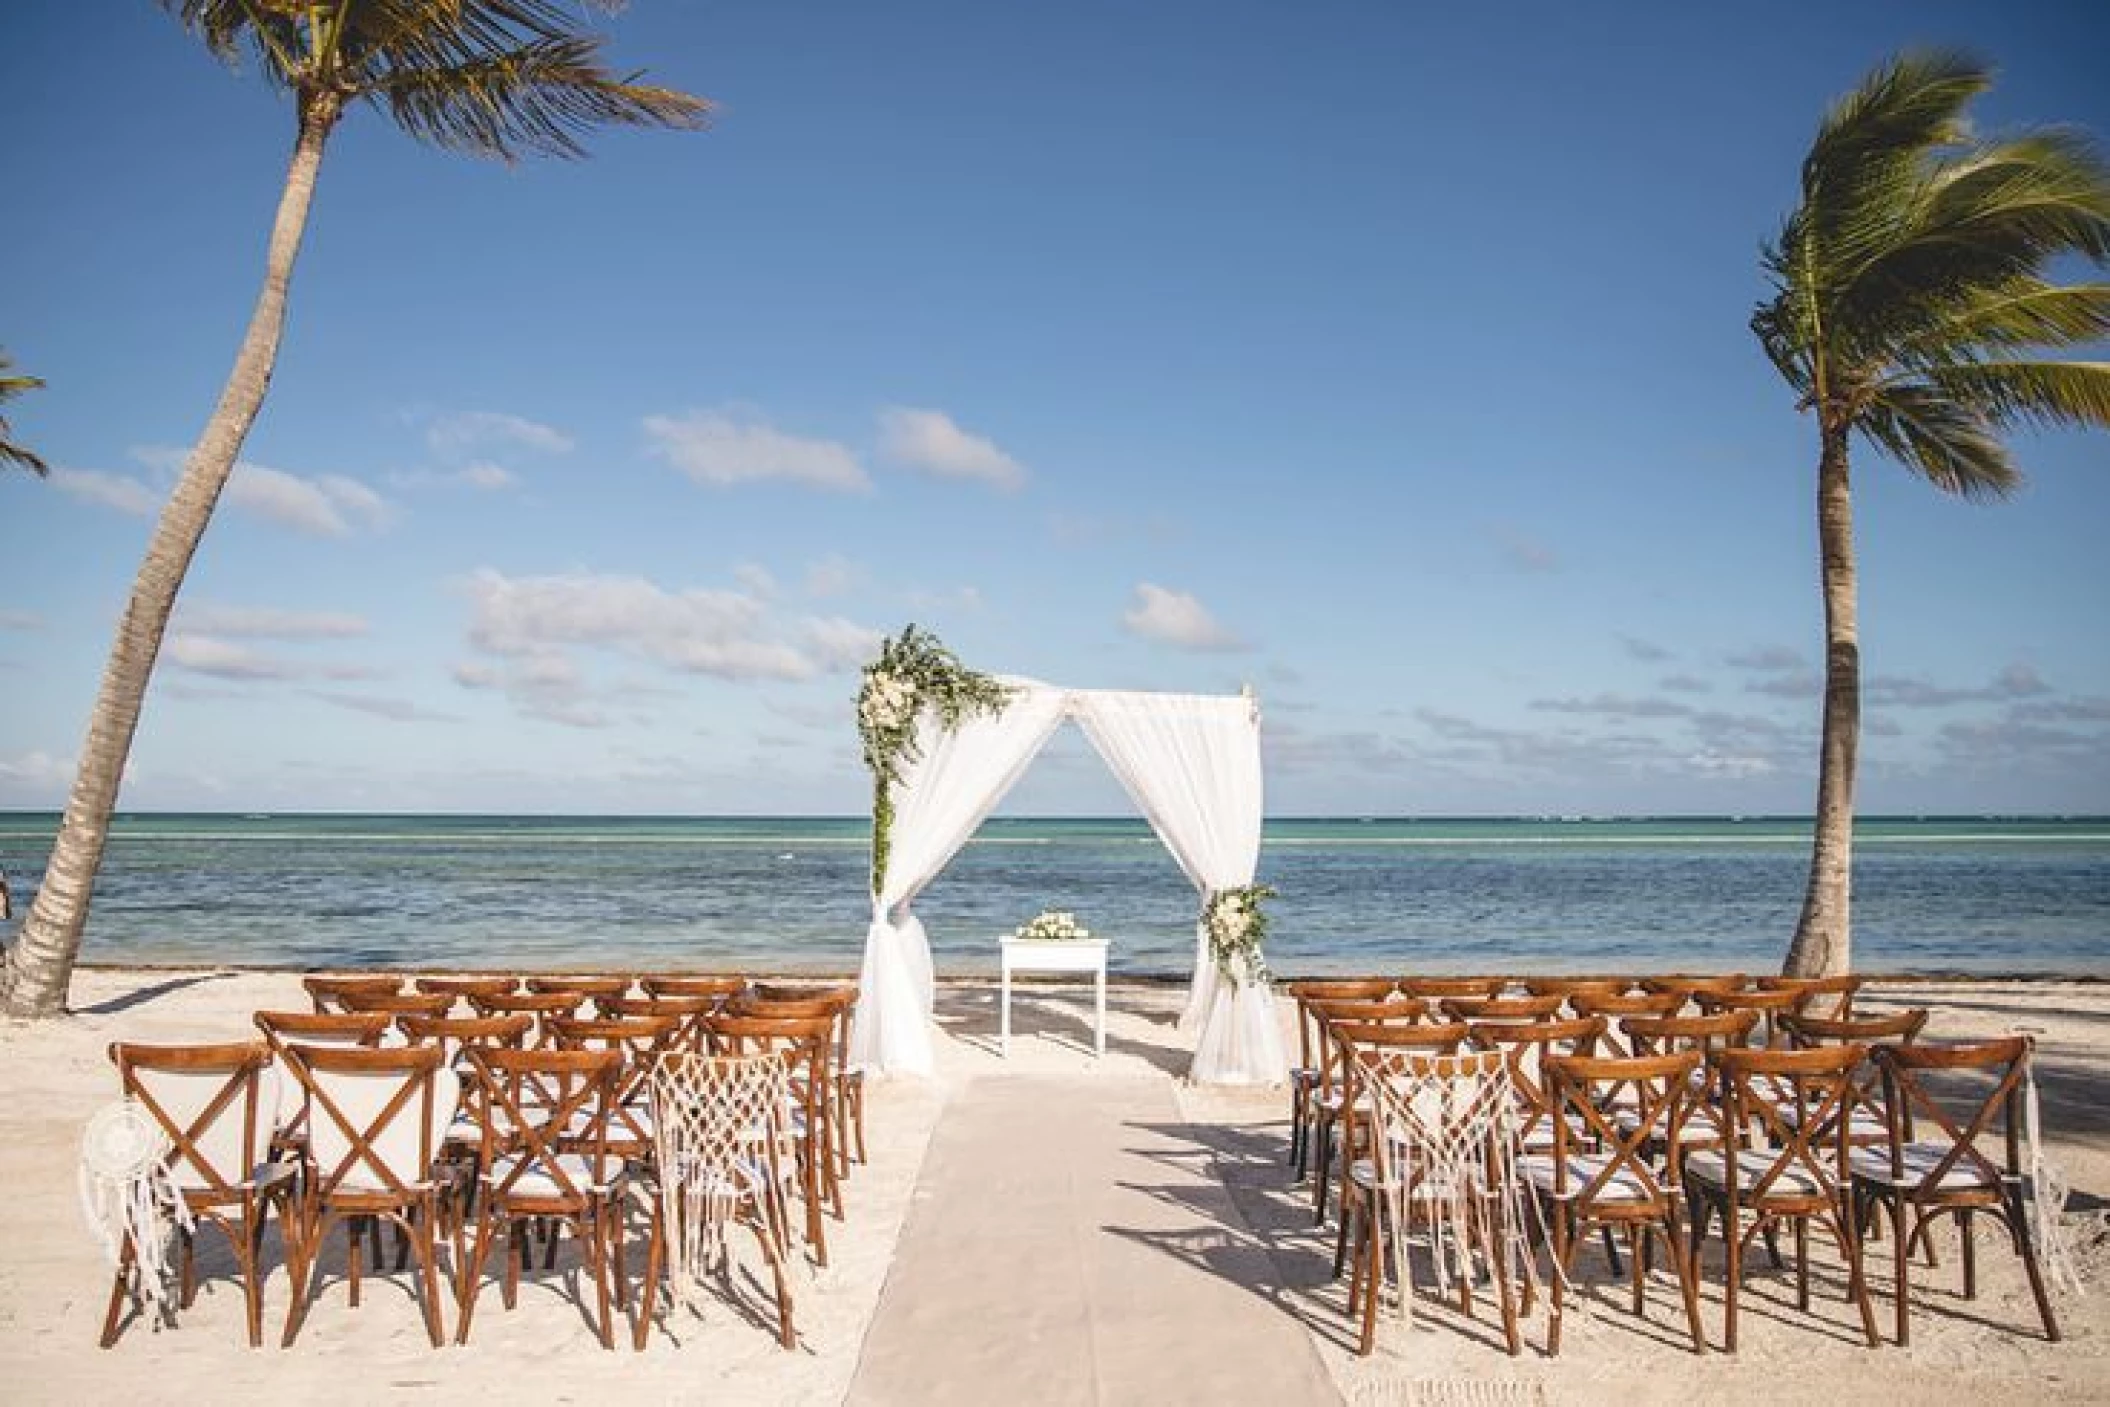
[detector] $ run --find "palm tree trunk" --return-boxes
[1784,423,1859,977]
[0,95,341,1018]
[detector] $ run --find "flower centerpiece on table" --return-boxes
[1203,884,1277,984]
[1011,910,1092,942]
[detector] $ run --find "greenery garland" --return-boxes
[1203,883,1277,985]
[859,625,1012,896]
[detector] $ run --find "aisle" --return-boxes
[845,1074,1339,1407]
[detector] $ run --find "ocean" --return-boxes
[1,813,2105,978]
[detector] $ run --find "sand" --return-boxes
[0,969,2104,1404]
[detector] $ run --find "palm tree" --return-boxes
[0,351,48,475]
[1754,50,2110,977]
[0,2,705,1017]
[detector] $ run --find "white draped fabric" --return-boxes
[849,686,1068,1076]
[849,680,1283,1086]
[1073,690,1284,1085]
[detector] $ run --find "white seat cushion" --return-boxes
[486,1151,619,1198]
[1684,1148,1831,1197]
[1522,1152,1660,1203]
[1850,1140,1998,1192]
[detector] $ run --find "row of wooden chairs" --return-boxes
[1313,984,2061,1357]
[100,975,868,1352]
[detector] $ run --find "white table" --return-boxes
[999,937,1108,1058]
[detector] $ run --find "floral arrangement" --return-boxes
[858,625,1012,895]
[1203,883,1277,985]
[1011,909,1092,942]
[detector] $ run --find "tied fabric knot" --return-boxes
[2022,1055,2086,1299]
[79,1100,192,1309]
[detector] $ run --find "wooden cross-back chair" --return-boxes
[1317,1019,1469,1226]
[548,1013,683,1158]
[633,1050,798,1350]
[253,1010,391,1160]
[1755,972,1864,1019]
[602,993,718,1054]
[1284,979,1403,1174]
[1619,1009,1760,1155]
[1521,976,1631,1001]
[1694,987,1808,1049]
[1851,1036,2061,1346]
[1300,995,1429,1184]
[1779,1008,1930,1150]
[1441,993,1566,1024]
[413,974,520,1002]
[303,973,403,1014]
[276,1043,460,1349]
[639,973,748,1002]
[1684,1043,1880,1352]
[705,1011,840,1267]
[1571,990,1687,1054]
[466,990,583,1046]
[1397,976,1505,1001]
[1466,1015,1606,1152]
[742,986,868,1173]
[1529,1050,1708,1356]
[525,974,632,1002]
[99,1041,295,1349]
[1639,973,1747,999]
[1339,1048,1528,1357]
[456,1046,628,1348]
[337,989,456,1020]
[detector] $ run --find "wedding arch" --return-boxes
[847,629,1286,1086]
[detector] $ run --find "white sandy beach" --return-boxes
[0,969,2104,1405]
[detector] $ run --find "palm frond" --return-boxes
[156,0,707,158]
[1859,382,2018,500]
[1926,359,2110,433]
[0,352,50,477]
[1896,280,2110,363]
[374,37,708,160]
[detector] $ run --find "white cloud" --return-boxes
[164,634,299,681]
[226,463,394,537]
[1120,583,1248,653]
[643,410,871,493]
[801,616,885,672]
[426,411,574,456]
[0,749,78,803]
[1686,750,1779,779]
[177,603,369,639]
[307,691,461,723]
[733,563,779,598]
[0,610,41,631]
[877,407,1028,491]
[459,460,518,490]
[50,467,160,516]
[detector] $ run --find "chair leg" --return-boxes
[1833,1201,1880,1348]
[99,1235,139,1348]
[1357,1199,1385,1356]
[1959,1209,1978,1300]
[1664,1214,1706,1355]
[1723,1215,1744,1353]
[1888,1199,1913,1347]
[414,1207,447,1349]
[2007,1191,2063,1343]
[1795,1216,1811,1313]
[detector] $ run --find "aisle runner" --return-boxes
[847,1075,1339,1407]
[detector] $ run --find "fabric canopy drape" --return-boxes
[850,685,1068,1076]
[1074,689,1284,1085]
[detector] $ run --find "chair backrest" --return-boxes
[461,1046,623,1203]
[647,1050,791,1299]
[1361,1049,1522,1247]
[255,1010,392,1130]
[1871,1036,2035,1193]
[1571,990,1686,1053]
[601,994,716,1050]
[281,1043,458,1198]
[1620,1008,1759,1058]
[1694,987,1807,1046]
[639,974,748,1001]
[1781,1008,1928,1048]
[1755,972,1863,1019]
[1467,1015,1606,1146]
[705,1011,835,1136]
[108,1041,279,1198]
[1397,976,1505,1000]
[525,975,632,1000]
[1442,993,1566,1023]
[1307,997,1427,1097]
[338,989,457,1019]
[395,1012,534,1066]
[413,974,520,1001]
[1286,979,1400,1071]
[1545,1050,1701,1209]
[1712,1044,1865,1205]
[466,991,583,1044]
[304,973,403,1014]
[1639,972,1748,998]
[548,1013,681,1146]
[1520,976,1631,999]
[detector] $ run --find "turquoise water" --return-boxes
[0,813,2104,977]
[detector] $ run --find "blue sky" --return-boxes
[3,1,2106,817]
